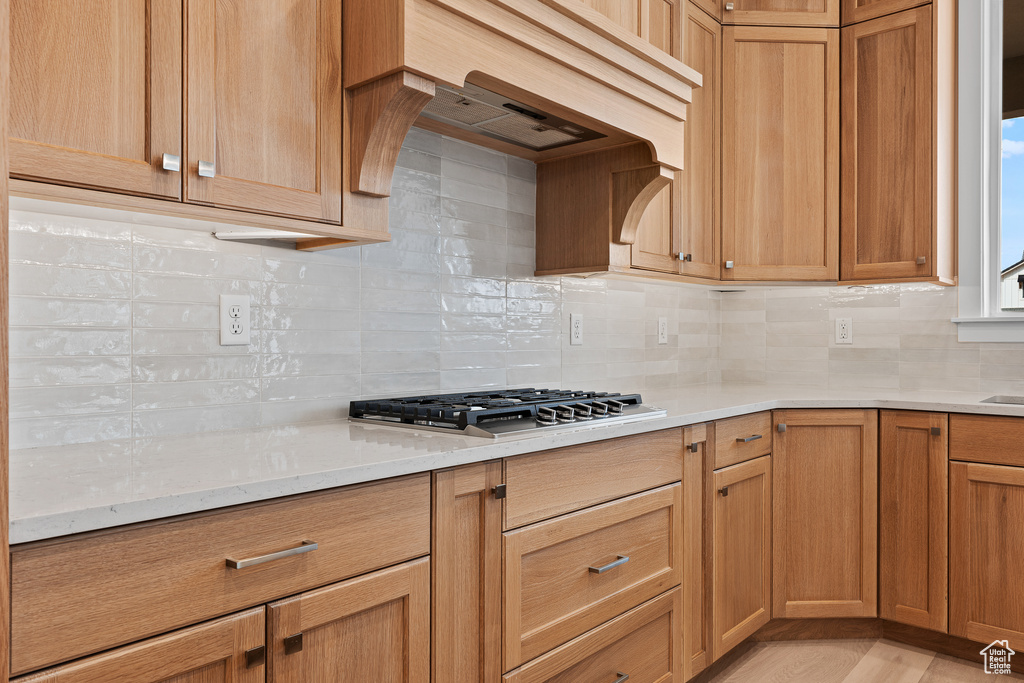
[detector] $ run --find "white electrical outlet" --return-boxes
[658,317,669,345]
[220,294,251,346]
[835,317,853,345]
[570,313,583,346]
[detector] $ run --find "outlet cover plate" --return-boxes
[835,317,853,345]
[658,317,668,345]
[570,313,583,346]
[220,294,251,346]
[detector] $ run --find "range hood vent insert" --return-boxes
[421,84,606,152]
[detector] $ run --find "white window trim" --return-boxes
[953,0,1024,341]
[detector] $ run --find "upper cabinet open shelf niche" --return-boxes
[8,0,700,251]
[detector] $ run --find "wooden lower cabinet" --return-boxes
[267,557,430,682]
[712,455,772,660]
[950,462,1024,651]
[682,424,714,680]
[432,463,503,683]
[879,410,948,632]
[14,608,264,683]
[503,589,682,683]
[772,409,877,618]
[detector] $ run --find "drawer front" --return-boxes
[504,428,684,530]
[503,484,682,671]
[950,413,1024,467]
[11,474,430,675]
[715,412,772,469]
[503,589,681,683]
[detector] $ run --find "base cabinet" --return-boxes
[267,558,430,682]
[13,608,265,683]
[682,424,714,680]
[772,409,877,619]
[879,410,948,632]
[950,462,1024,651]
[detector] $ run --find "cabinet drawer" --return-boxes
[715,412,772,468]
[11,474,430,676]
[503,589,681,683]
[504,428,684,530]
[503,484,682,671]
[950,413,1024,467]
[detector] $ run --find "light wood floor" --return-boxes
[705,638,1024,682]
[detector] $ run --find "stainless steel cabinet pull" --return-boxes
[725,2,734,10]
[720,486,729,496]
[677,253,693,262]
[615,673,630,683]
[725,260,735,269]
[736,434,763,443]
[778,423,787,433]
[916,256,927,265]
[589,555,630,574]
[198,160,216,178]
[931,427,941,436]
[225,540,317,569]
[161,153,180,172]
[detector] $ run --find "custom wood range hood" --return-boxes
[345,0,701,242]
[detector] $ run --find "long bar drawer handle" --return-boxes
[736,434,763,443]
[226,540,318,569]
[589,555,630,574]
[615,673,630,683]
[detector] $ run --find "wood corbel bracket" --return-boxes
[350,71,436,198]
[612,164,674,245]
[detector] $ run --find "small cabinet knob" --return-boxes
[931,427,941,436]
[161,153,180,173]
[725,260,735,269]
[198,160,216,178]
[916,256,927,265]
[725,1,734,9]
[778,423,787,433]
[676,253,693,262]
[719,486,729,496]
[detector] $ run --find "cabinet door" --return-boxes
[712,455,771,660]
[432,463,502,683]
[950,462,1024,651]
[268,557,430,682]
[721,27,839,281]
[9,0,182,198]
[677,2,722,280]
[879,410,948,632]
[186,0,342,222]
[722,0,840,26]
[840,6,933,281]
[772,409,877,618]
[841,0,928,25]
[683,424,714,678]
[580,0,681,57]
[15,609,264,683]
[631,184,680,274]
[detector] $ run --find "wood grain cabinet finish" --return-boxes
[580,0,681,57]
[841,0,929,25]
[432,462,502,683]
[503,428,684,530]
[949,414,1024,468]
[10,474,429,675]
[185,0,342,222]
[13,608,264,683]
[690,0,724,21]
[722,0,840,26]
[879,410,948,633]
[8,0,183,198]
[676,1,722,281]
[840,3,956,284]
[267,557,430,683]
[772,409,877,619]
[950,462,1024,652]
[714,412,772,469]
[712,455,772,660]
[682,424,714,680]
[721,26,839,281]
[631,184,680,275]
[503,483,683,671]
[502,589,682,683]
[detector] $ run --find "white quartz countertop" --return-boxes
[13,385,1024,544]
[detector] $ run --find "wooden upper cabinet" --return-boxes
[16,608,264,683]
[841,0,929,26]
[580,0,681,57]
[772,409,877,618]
[840,4,956,284]
[9,0,182,198]
[631,184,679,274]
[722,26,839,281]
[268,558,430,682]
[690,0,724,21]
[722,0,840,26]
[186,0,342,222]
[677,1,722,280]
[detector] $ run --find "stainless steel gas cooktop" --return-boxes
[349,389,666,438]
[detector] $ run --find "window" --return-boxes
[955,0,1024,340]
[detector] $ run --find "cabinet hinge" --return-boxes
[492,484,507,500]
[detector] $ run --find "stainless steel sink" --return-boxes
[980,395,1024,405]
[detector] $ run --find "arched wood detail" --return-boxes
[613,164,674,245]
[349,71,436,198]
